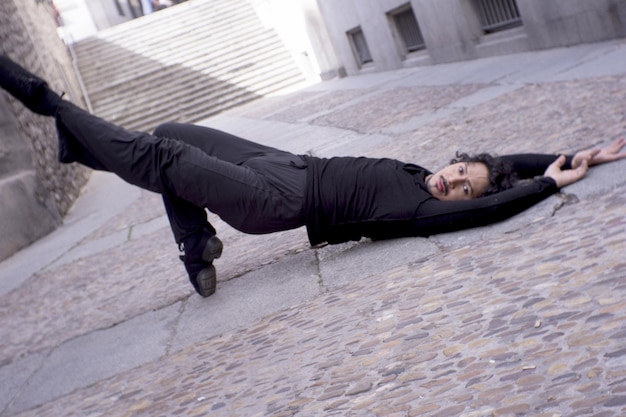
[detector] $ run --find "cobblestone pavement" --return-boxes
[1,41,626,416]
[10,184,626,417]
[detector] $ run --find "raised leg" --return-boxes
[0,56,307,297]
[151,121,274,246]
[0,55,61,116]
[153,122,280,164]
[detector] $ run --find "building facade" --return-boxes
[313,0,626,76]
[52,0,626,78]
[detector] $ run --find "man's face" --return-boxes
[425,162,490,201]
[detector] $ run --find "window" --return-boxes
[126,0,144,18]
[347,27,373,67]
[114,0,125,16]
[475,0,522,33]
[389,6,425,53]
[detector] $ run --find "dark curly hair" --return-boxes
[450,152,517,196]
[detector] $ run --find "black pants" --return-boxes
[55,101,308,243]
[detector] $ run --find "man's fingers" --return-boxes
[553,154,566,168]
[612,137,626,151]
[606,137,626,154]
[575,159,589,179]
[561,160,589,186]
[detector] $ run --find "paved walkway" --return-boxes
[1,39,625,416]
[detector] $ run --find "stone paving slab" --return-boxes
[0,171,141,295]
[9,188,626,417]
[9,302,182,412]
[309,85,487,134]
[1,40,626,416]
[364,76,626,166]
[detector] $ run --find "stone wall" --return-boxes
[518,0,626,49]
[0,0,89,261]
[315,0,626,75]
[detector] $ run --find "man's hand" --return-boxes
[544,155,589,188]
[572,137,626,168]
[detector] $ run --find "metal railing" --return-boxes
[476,0,522,33]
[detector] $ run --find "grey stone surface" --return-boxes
[1,40,626,417]
[0,172,60,262]
[171,250,321,353]
[0,352,47,415]
[0,172,140,295]
[6,302,181,415]
[317,238,440,291]
[0,0,89,261]
[316,0,625,72]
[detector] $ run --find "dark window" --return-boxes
[126,0,144,18]
[114,0,125,16]
[347,27,373,67]
[476,0,522,33]
[391,7,425,53]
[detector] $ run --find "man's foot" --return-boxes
[0,55,61,116]
[180,230,223,297]
[192,264,218,298]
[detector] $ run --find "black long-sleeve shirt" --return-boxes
[302,154,568,245]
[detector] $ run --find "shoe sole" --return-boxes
[202,235,223,262]
[196,265,217,297]
[196,236,222,297]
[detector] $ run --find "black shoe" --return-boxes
[0,55,61,116]
[180,231,223,297]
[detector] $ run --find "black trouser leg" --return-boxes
[161,194,215,244]
[153,122,281,163]
[153,122,283,243]
[55,102,307,235]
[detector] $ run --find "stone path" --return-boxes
[1,39,625,416]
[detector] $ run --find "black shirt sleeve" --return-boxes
[365,176,558,240]
[500,154,573,179]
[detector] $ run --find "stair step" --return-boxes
[107,69,305,132]
[75,12,264,77]
[73,0,306,132]
[102,65,303,127]
[88,43,295,106]
[75,0,251,49]
[94,57,302,126]
[83,30,285,96]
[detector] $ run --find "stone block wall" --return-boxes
[0,0,89,261]
[315,0,626,75]
[518,0,626,49]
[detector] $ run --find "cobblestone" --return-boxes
[5,185,623,416]
[2,42,626,416]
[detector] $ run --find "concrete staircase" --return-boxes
[72,0,307,133]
